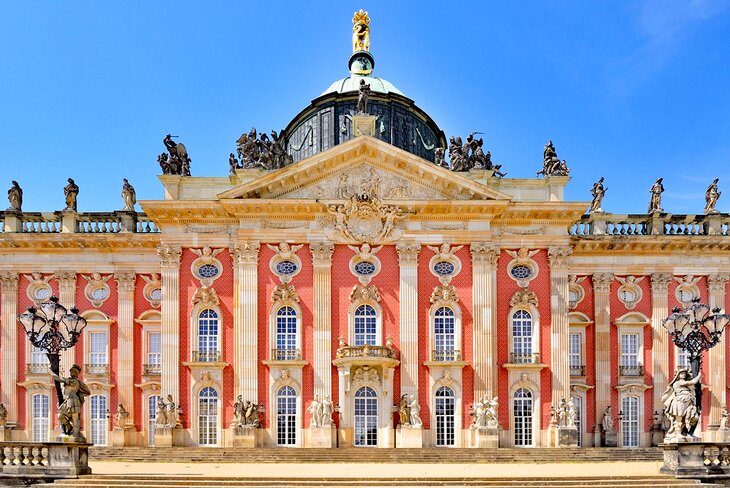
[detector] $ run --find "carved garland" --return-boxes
[192,286,220,307]
[509,288,538,309]
[430,284,459,308]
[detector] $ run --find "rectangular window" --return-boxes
[89,331,108,366]
[677,346,690,370]
[32,346,50,366]
[32,394,49,442]
[620,333,642,375]
[148,332,161,367]
[569,333,583,375]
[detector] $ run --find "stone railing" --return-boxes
[431,349,462,362]
[191,350,222,362]
[2,210,160,234]
[25,363,50,375]
[508,352,541,364]
[570,213,729,237]
[271,349,302,361]
[336,344,397,360]
[84,364,109,376]
[569,365,586,377]
[142,363,161,375]
[0,441,91,477]
[619,364,644,376]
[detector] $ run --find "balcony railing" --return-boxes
[509,352,540,364]
[569,213,730,237]
[570,365,586,377]
[2,210,160,233]
[84,364,109,375]
[431,349,462,362]
[619,365,644,376]
[26,363,50,375]
[336,344,397,360]
[143,363,162,375]
[271,349,302,361]
[191,350,221,362]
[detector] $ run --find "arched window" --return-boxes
[276,386,297,446]
[434,307,455,361]
[512,310,533,363]
[90,394,108,446]
[621,396,640,447]
[148,395,160,447]
[32,393,49,442]
[435,386,455,447]
[513,388,533,447]
[197,309,219,362]
[354,387,378,447]
[354,305,377,346]
[275,307,298,360]
[198,387,219,446]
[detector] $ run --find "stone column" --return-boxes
[310,242,335,399]
[55,271,77,376]
[396,243,420,397]
[114,272,136,427]
[230,243,260,402]
[0,272,19,426]
[650,273,672,417]
[157,245,182,400]
[708,274,729,431]
[548,247,572,406]
[592,273,613,444]
[470,243,500,399]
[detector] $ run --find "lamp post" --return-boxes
[662,298,730,433]
[18,296,87,408]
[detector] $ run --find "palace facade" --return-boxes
[1,12,729,451]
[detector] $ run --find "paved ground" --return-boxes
[87,460,664,478]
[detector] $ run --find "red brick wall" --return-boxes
[574,276,596,433]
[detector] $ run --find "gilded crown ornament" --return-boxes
[352,10,371,52]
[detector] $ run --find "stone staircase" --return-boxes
[86,446,664,463]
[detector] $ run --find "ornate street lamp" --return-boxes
[18,296,87,407]
[663,298,730,433]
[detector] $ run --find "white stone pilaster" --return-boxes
[548,247,572,406]
[650,273,672,417]
[114,272,136,425]
[310,242,334,399]
[592,273,614,440]
[54,271,77,376]
[157,245,182,400]
[470,243,499,399]
[0,272,19,425]
[396,243,420,397]
[708,274,729,429]
[230,242,260,402]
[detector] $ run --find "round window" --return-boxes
[275,260,299,275]
[354,261,376,276]
[510,265,532,280]
[620,289,637,302]
[677,288,695,302]
[150,288,162,300]
[568,289,579,302]
[433,261,455,276]
[198,264,220,278]
[92,287,110,300]
[33,286,52,301]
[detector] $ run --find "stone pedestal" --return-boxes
[660,442,730,482]
[232,426,263,447]
[306,426,337,448]
[110,427,135,447]
[153,427,182,447]
[352,115,376,137]
[558,426,578,447]
[470,426,499,448]
[396,426,423,448]
[0,426,8,442]
[604,431,617,447]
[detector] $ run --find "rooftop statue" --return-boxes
[589,177,607,214]
[648,177,664,213]
[159,134,192,176]
[63,178,79,212]
[537,140,570,177]
[352,10,371,52]
[121,178,136,211]
[236,128,291,170]
[704,178,721,214]
[7,180,22,212]
[357,79,371,114]
[446,132,506,176]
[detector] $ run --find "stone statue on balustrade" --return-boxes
[158,134,192,176]
[63,178,79,212]
[662,367,701,442]
[50,364,91,440]
[121,179,136,211]
[589,177,607,214]
[704,178,721,214]
[7,180,22,212]
[235,128,291,170]
[648,177,664,213]
[537,140,570,177]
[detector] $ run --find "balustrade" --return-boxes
[569,365,586,376]
[335,344,397,359]
[619,364,644,376]
[84,364,110,375]
[431,349,462,362]
[191,350,222,362]
[19,213,61,233]
[142,363,161,375]
[508,352,540,364]
[0,441,90,477]
[271,348,302,361]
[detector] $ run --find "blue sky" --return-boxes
[2,1,729,214]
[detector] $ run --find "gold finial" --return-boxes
[352,9,371,52]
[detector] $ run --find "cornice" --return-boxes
[0,233,160,251]
[571,236,730,254]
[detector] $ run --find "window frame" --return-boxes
[190,304,223,363]
[349,301,382,346]
[508,305,540,364]
[429,302,463,362]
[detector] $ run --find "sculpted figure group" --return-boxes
[155,394,181,429]
[158,134,191,176]
[471,395,499,429]
[537,140,570,177]
[445,132,506,177]
[233,395,263,428]
[397,394,422,428]
[233,128,292,171]
[554,397,577,429]
[307,394,335,428]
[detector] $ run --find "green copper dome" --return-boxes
[321,74,404,97]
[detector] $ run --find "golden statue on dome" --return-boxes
[352,9,370,52]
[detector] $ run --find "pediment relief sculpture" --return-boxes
[352,365,380,385]
[192,286,220,307]
[430,284,459,307]
[271,283,300,305]
[509,288,538,308]
[321,194,405,244]
[349,284,381,303]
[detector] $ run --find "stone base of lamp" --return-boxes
[660,442,730,482]
[396,425,423,448]
[470,426,499,448]
[231,425,263,447]
[306,426,337,448]
[0,441,92,478]
[557,426,579,447]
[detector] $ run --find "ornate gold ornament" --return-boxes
[352,9,370,52]
[349,284,381,303]
[271,283,300,305]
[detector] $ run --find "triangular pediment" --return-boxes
[217,136,511,202]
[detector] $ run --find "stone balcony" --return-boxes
[84,364,110,377]
[270,349,302,361]
[190,351,222,363]
[431,349,462,362]
[25,363,50,375]
[332,341,399,369]
[0,210,159,234]
[570,365,586,377]
[142,363,162,376]
[509,352,541,364]
[619,365,645,377]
